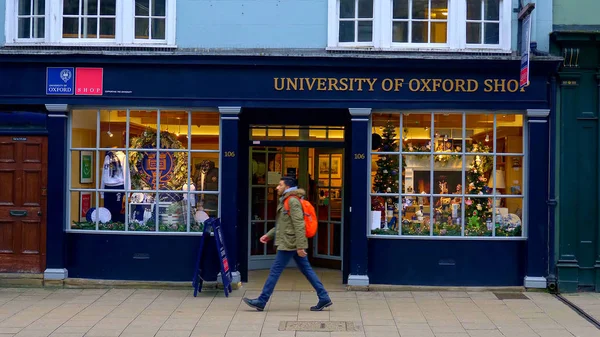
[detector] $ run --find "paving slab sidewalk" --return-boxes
[0,287,598,337]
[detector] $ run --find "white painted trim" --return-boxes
[218,107,242,115]
[327,0,511,51]
[44,268,68,280]
[527,109,550,118]
[348,274,369,286]
[349,108,372,116]
[524,276,546,289]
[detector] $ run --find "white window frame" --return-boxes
[5,0,176,46]
[367,111,527,240]
[67,108,221,235]
[327,0,512,51]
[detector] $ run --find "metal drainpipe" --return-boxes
[546,74,558,293]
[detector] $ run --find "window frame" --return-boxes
[67,108,221,235]
[367,110,528,240]
[5,0,177,46]
[327,0,512,51]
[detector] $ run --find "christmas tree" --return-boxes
[465,155,492,235]
[373,121,400,194]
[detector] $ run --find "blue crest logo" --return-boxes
[60,69,72,83]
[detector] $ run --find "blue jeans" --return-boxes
[257,250,330,305]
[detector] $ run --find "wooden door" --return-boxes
[0,136,47,273]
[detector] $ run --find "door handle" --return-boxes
[9,210,27,217]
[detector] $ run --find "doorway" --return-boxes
[0,136,48,273]
[248,140,344,271]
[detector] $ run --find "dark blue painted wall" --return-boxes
[368,239,526,286]
[66,234,220,281]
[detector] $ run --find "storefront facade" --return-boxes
[0,52,559,287]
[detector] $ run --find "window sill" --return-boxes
[4,41,178,49]
[326,46,513,54]
[66,229,214,236]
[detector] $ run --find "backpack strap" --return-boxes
[283,195,301,214]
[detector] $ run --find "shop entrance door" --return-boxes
[0,136,47,273]
[248,146,343,270]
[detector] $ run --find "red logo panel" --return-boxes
[75,68,103,96]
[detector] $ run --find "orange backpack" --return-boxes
[283,196,318,238]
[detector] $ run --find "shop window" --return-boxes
[68,109,220,234]
[369,112,524,237]
[328,0,511,50]
[6,0,175,45]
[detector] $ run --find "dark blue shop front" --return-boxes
[0,53,559,288]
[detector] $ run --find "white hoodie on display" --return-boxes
[100,151,131,198]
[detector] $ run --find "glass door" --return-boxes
[310,150,343,269]
[249,146,300,269]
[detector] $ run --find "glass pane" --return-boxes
[433,196,461,236]
[129,193,157,231]
[496,114,523,154]
[251,187,266,221]
[99,110,123,148]
[63,18,79,38]
[136,0,149,15]
[135,18,149,39]
[357,21,372,42]
[467,0,482,20]
[412,0,428,19]
[393,0,408,19]
[33,18,45,38]
[434,161,463,194]
[466,155,493,195]
[152,0,166,16]
[72,110,98,148]
[403,113,432,151]
[152,18,166,39]
[484,22,499,44]
[128,111,158,148]
[266,222,276,254]
[250,222,264,255]
[371,113,400,153]
[340,0,355,18]
[411,21,428,43]
[400,197,429,236]
[19,0,31,15]
[35,0,45,14]
[358,0,373,18]
[431,22,447,43]
[70,191,98,230]
[466,22,481,44]
[160,111,189,150]
[466,114,493,152]
[81,18,97,38]
[433,113,462,153]
[330,188,342,221]
[465,197,493,236]
[488,164,512,196]
[431,0,447,16]
[18,18,31,39]
[403,155,431,194]
[100,0,116,15]
[339,21,354,42]
[371,154,400,194]
[392,22,408,43]
[63,0,79,15]
[71,150,98,190]
[156,197,186,232]
[332,223,341,256]
[495,198,523,237]
[317,222,328,255]
[100,18,115,38]
[484,0,500,20]
[370,196,400,234]
[188,112,219,151]
[86,0,98,15]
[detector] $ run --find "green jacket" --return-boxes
[266,188,309,251]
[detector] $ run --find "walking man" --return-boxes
[243,176,333,312]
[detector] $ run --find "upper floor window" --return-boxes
[6,0,175,46]
[328,0,511,51]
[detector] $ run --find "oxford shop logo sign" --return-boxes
[273,77,529,93]
[45,67,104,96]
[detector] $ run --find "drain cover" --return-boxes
[494,292,529,300]
[279,321,360,332]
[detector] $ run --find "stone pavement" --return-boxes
[0,285,599,337]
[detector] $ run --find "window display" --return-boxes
[69,109,220,233]
[370,112,524,237]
